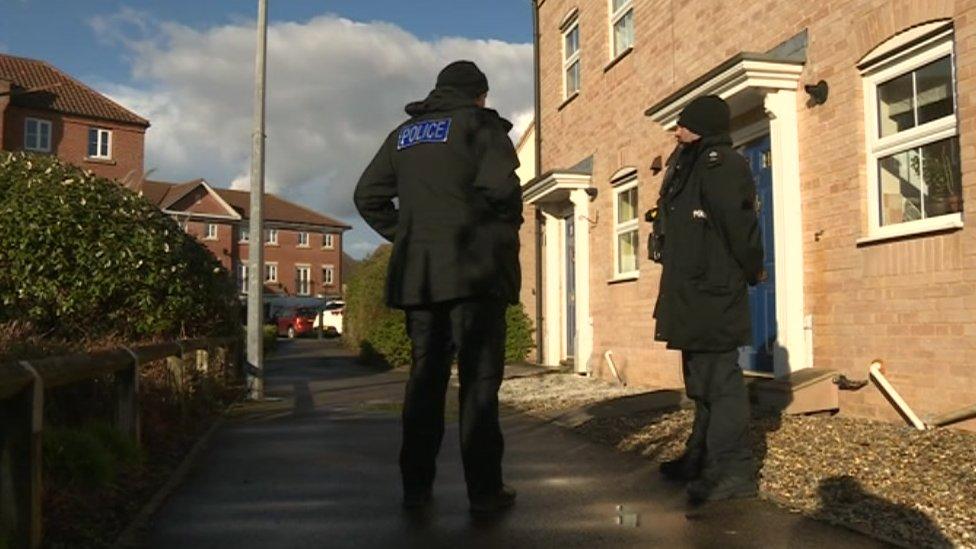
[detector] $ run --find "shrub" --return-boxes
[505,303,534,364]
[345,245,536,368]
[263,324,278,354]
[44,426,117,488]
[0,152,239,342]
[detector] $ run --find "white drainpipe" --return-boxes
[868,360,927,431]
[604,350,625,386]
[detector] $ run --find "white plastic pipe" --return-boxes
[868,360,927,431]
[604,350,625,386]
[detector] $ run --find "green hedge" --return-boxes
[345,245,535,368]
[0,152,239,341]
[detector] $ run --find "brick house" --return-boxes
[0,54,149,182]
[140,179,351,299]
[522,0,976,429]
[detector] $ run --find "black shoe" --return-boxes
[659,454,702,482]
[469,485,517,514]
[402,488,432,509]
[687,475,757,503]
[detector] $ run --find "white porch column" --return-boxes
[569,189,593,374]
[541,211,564,367]
[764,90,808,376]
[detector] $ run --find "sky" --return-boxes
[0,0,536,259]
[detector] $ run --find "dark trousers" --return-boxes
[681,350,754,478]
[400,299,507,498]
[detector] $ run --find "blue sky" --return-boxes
[2,0,533,97]
[1,1,535,259]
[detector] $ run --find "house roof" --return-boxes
[140,179,352,230]
[0,54,150,127]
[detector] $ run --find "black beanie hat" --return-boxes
[677,95,731,137]
[436,60,489,99]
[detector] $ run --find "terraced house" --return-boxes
[138,179,351,299]
[521,0,976,429]
[0,53,149,181]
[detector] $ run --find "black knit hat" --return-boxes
[436,60,489,99]
[677,95,731,137]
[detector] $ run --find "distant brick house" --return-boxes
[522,1,976,429]
[0,53,149,182]
[139,179,351,299]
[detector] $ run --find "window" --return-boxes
[563,19,581,98]
[237,264,248,294]
[609,0,635,58]
[862,25,961,239]
[239,224,249,243]
[24,118,52,152]
[323,233,335,249]
[264,262,278,283]
[264,229,278,245]
[205,223,218,240]
[323,265,335,286]
[298,231,309,247]
[87,128,111,159]
[613,173,639,278]
[296,266,311,296]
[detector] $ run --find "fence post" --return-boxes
[115,349,140,445]
[1,362,44,548]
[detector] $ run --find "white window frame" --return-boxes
[264,262,278,283]
[205,223,218,240]
[562,17,581,99]
[237,264,248,294]
[608,0,635,60]
[265,228,278,245]
[323,264,335,286]
[860,28,962,243]
[322,233,335,249]
[239,224,250,243]
[612,171,640,279]
[296,265,311,296]
[298,231,309,247]
[24,118,52,152]
[88,127,112,159]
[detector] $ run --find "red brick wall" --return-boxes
[3,106,145,182]
[237,228,344,297]
[0,80,9,150]
[533,0,976,430]
[170,188,233,217]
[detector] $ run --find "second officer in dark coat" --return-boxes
[354,60,521,513]
[651,95,764,502]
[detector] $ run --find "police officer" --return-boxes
[651,95,764,502]
[354,60,521,513]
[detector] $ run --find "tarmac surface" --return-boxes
[143,339,891,549]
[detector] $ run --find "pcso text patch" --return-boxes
[397,118,452,150]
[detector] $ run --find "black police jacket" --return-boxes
[354,87,523,308]
[652,134,763,351]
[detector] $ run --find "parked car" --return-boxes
[276,307,319,338]
[314,300,344,336]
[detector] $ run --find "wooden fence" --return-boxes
[0,337,242,549]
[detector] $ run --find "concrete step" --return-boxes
[745,368,840,416]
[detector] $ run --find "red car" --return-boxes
[276,307,318,339]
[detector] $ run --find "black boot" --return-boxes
[687,474,757,503]
[469,484,517,514]
[659,452,703,482]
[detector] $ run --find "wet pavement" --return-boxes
[143,339,891,549]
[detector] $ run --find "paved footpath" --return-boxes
[143,339,890,549]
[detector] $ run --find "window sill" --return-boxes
[265,243,279,247]
[558,92,580,112]
[298,245,310,249]
[604,46,634,73]
[322,247,335,250]
[608,274,639,285]
[856,213,963,246]
[203,237,218,241]
[85,157,116,165]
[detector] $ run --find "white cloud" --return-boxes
[94,12,534,259]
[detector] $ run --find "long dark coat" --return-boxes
[354,88,523,308]
[653,134,764,351]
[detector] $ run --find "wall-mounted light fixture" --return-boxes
[585,187,598,200]
[804,80,829,106]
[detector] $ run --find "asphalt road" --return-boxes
[143,339,890,549]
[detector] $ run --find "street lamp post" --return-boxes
[246,0,269,400]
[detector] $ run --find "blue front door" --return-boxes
[739,135,777,373]
[565,215,576,359]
